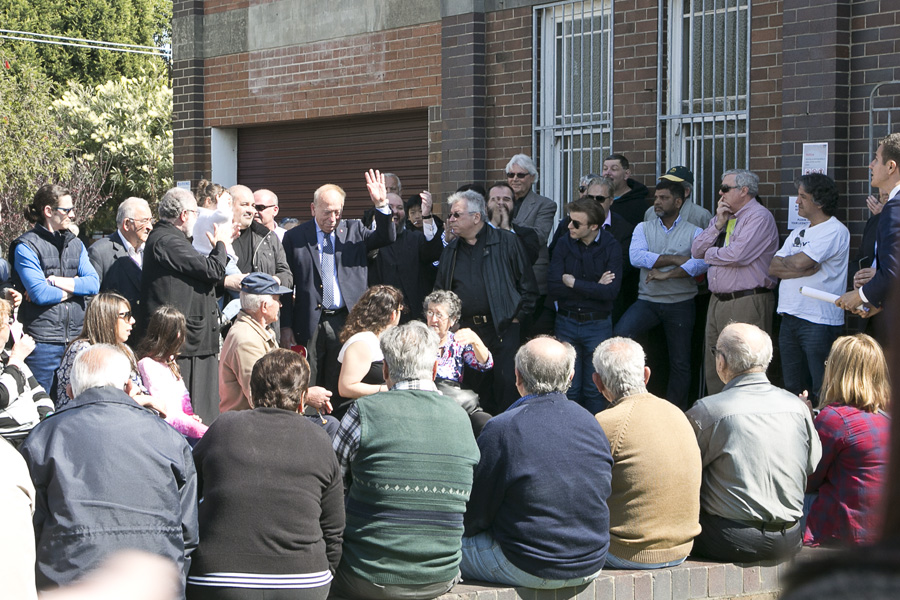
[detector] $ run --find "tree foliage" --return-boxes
[0,0,171,86]
[0,62,109,250]
[55,64,173,210]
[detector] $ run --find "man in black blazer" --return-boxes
[281,170,396,391]
[838,133,900,348]
[88,197,153,331]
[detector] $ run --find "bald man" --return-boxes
[462,337,612,589]
[686,323,821,563]
[253,189,286,241]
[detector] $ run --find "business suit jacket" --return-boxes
[368,224,444,321]
[861,194,900,307]
[282,209,395,345]
[88,231,144,331]
[513,190,557,295]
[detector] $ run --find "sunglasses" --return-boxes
[719,184,739,194]
[506,172,530,179]
[448,211,474,219]
[55,206,76,215]
[254,204,275,212]
[584,194,607,202]
[117,310,133,321]
[570,219,592,229]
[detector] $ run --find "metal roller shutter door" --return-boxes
[237,110,428,220]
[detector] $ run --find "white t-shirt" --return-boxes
[775,216,849,325]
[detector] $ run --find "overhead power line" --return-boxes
[0,28,170,58]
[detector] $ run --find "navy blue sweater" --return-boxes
[463,392,613,579]
[548,228,623,315]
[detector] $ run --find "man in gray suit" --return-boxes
[505,154,557,337]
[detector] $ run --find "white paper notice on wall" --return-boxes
[801,143,828,176]
[788,196,810,230]
[176,180,192,190]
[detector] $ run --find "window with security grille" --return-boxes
[533,0,614,217]
[658,0,751,211]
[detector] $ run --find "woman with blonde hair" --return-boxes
[803,333,891,547]
[333,285,404,419]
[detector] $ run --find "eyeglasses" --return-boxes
[55,206,75,215]
[117,310,133,321]
[710,346,722,357]
[127,217,155,227]
[719,184,738,194]
[570,219,590,229]
[584,194,607,202]
[506,172,530,179]
[448,211,475,220]
[183,208,197,215]
[254,204,275,212]
[426,310,449,321]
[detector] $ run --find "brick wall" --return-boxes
[203,24,441,128]
[173,0,208,183]
[485,7,534,183]
[750,0,784,219]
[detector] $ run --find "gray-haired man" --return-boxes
[686,323,821,563]
[332,321,479,600]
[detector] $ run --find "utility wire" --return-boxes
[0,28,170,58]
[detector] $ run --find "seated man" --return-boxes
[332,322,479,600]
[592,337,701,569]
[20,344,198,592]
[219,272,336,434]
[686,323,822,562]
[462,337,613,589]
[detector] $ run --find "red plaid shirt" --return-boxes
[804,404,890,547]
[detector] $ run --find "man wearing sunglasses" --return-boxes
[691,170,778,395]
[252,188,286,241]
[505,154,557,336]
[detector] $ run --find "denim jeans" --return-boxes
[604,554,687,570]
[461,531,602,589]
[778,314,841,401]
[26,342,66,400]
[554,314,612,414]
[613,298,695,409]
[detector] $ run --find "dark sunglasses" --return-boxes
[506,172,530,179]
[719,184,738,194]
[117,310,132,321]
[584,194,607,202]
[254,204,275,212]
[570,219,588,229]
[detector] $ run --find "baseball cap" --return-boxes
[241,272,292,295]
[659,166,694,185]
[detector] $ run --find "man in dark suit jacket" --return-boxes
[837,133,900,348]
[142,188,230,424]
[368,192,443,321]
[281,171,396,391]
[88,197,153,330]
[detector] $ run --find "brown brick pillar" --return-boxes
[172,0,209,187]
[441,8,487,197]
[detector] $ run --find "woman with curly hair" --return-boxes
[803,333,891,548]
[333,285,404,418]
[137,305,208,441]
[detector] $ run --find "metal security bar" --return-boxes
[534,0,614,217]
[869,81,900,192]
[656,0,751,211]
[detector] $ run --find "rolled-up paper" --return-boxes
[800,286,868,313]
[799,286,839,303]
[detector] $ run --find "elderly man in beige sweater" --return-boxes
[592,337,702,569]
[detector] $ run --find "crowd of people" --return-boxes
[0,133,898,599]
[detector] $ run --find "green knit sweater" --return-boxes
[342,389,480,585]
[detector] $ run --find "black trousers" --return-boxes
[305,310,347,414]
[463,321,521,415]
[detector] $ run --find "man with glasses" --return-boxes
[505,154,556,336]
[281,171,396,395]
[142,187,232,424]
[88,197,153,332]
[435,190,537,414]
[253,188,286,241]
[548,197,622,413]
[691,169,778,395]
